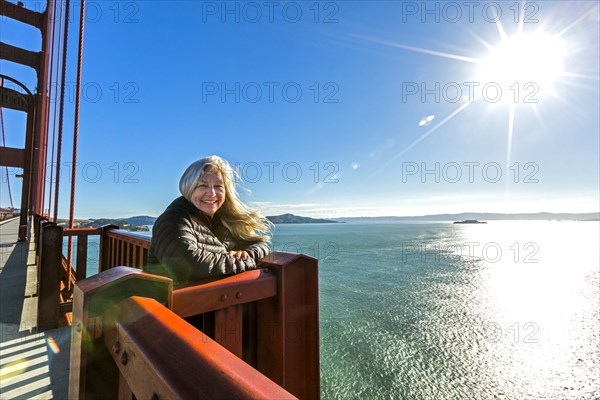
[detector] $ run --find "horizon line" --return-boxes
[57,210,600,221]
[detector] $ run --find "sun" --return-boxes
[360,4,596,175]
[475,31,567,98]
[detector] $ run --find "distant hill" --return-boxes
[63,213,340,229]
[266,214,340,224]
[336,212,600,222]
[57,218,150,231]
[125,215,157,226]
[123,214,339,225]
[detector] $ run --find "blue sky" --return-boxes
[1,1,599,218]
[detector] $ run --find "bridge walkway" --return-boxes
[0,218,70,399]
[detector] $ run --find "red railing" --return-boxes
[105,295,297,399]
[34,219,152,329]
[100,227,149,271]
[34,219,320,399]
[35,215,106,329]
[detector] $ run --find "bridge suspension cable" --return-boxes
[66,0,86,265]
[46,0,64,220]
[0,80,14,209]
[53,0,72,223]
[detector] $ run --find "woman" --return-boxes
[146,155,272,285]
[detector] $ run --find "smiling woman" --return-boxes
[146,155,273,286]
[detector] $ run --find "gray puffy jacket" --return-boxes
[146,196,270,284]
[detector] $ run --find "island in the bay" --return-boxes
[453,220,487,224]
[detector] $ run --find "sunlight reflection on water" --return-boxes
[459,221,600,400]
[296,221,600,400]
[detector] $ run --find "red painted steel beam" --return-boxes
[0,0,44,29]
[172,268,277,317]
[0,146,24,168]
[75,234,88,281]
[69,266,173,399]
[213,304,244,358]
[37,223,63,330]
[0,42,41,72]
[257,252,320,400]
[105,296,297,400]
[0,86,29,112]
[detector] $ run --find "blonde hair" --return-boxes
[179,155,272,241]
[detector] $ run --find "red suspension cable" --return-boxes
[48,0,65,221]
[45,0,61,218]
[53,0,71,222]
[0,83,14,209]
[69,0,86,228]
[67,0,86,265]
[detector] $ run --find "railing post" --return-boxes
[68,266,172,400]
[34,215,48,262]
[36,218,50,281]
[37,223,63,331]
[98,224,119,272]
[75,234,88,281]
[256,253,320,400]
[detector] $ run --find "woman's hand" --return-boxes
[228,250,249,261]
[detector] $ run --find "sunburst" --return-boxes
[362,4,599,180]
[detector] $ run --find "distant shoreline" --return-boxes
[62,212,600,229]
[334,212,600,223]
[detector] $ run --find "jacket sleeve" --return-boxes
[217,226,271,262]
[148,212,257,283]
[240,240,271,261]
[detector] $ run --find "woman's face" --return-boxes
[191,169,226,216]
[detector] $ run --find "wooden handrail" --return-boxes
[104,296,297,400]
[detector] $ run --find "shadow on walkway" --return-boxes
[0,220,71,399]
[0,243,29,329]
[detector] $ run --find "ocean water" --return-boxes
[273,221,600,400]
[73,221,600,399]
